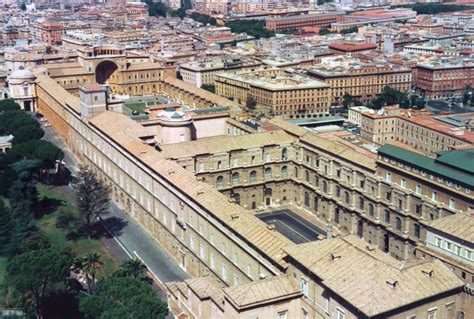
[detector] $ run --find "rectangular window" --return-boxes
[278,311,287,319]
[246,264,252,278]
[436,237,441,247]
[400,179,406,188]
[449,199,455,209]
[200,244,205,259]
[300,278,309,297]
[233,253,238,266]
[221,243,226,256]
[432,192,438,202]
[415,185,421,194]
[221,264,227,281]
[386,172,392,182]
[210,254,215,269]
[190,236,195,251]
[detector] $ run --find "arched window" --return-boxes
[249,171,257,183]
[335,186,341,197]
[233,193,241,205]
[305,170,310,182]
[280,166,288,178]
[281,148,288,161]
[322,181,328,193]
[385,210,391,223]
[359,197,365,210]
[231,173,239,185]
[344,191,350,204]
[314,196,319,211]
[304,192,310,206]
[334,208,340,224]
[264,188,273,197]
[216,176,224,189]
[264,167,272,179]
[396,217,402,231]
[368,203,375,216]
[295,167,299,178]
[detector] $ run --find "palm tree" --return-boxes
[81,253,103,294]
[115,258,147,279]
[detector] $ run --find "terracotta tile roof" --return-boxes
[224,274,301,310]
[185,276,225,309]
[284,235,464,317]
[159,130,295,159]
[329,43,377,52]
[428,211,474,242]
[34,71,80,113]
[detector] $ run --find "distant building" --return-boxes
[8,69,37,112]
[265,12,345,32]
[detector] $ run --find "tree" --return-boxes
[370,86,410,109]
[201,84,215,94]
[225,20,274,39]
[20,2,26,11]
[246,96,257,110]
[343,93,354,108]
[77,253,103,294]
[0,99,21,112]
[114,259,148,280]
[6,248,73,319]
[75,165,110,238]
[12,125,44,144]
[0,201,13,256]
[79,276,168,319]
[7,140,64,168]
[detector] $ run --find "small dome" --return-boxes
[10,69,36,80]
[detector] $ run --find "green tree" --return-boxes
[225,20,274,39]
[201,84,215,93]
[77,253,103,294]
[371,86,410,109]
[75,165,110,238]
[114,259,148,280]
[79,276,168,319]
[7,140,64,168]
[246,96,257,110]
[0,99,21,112]
[343,93,354,108]
[6,248,73,319]
[0,201,13,256]
[12,125,44,144]
[20,2,26,10]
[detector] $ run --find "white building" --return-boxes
[8,69,37,112]
[348,105,372,126]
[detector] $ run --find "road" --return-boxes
[41,122,189,300]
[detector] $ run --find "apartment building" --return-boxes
[265,12,345,32]
[360,107,474,155]
[416,58,474,99]
[215,69,331,119]
[307,58,412,106]
[179,58,261,88]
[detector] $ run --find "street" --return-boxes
[41,122,189,301]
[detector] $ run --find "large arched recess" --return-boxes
[95,60,118,84]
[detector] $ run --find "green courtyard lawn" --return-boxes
[36,184,118,277]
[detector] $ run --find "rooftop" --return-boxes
[378,144,474,188]
[428,211,474,243]
[284,235,464,317]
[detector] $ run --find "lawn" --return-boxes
[125,102,147,113]
[36,184,118,277]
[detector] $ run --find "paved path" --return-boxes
[41,123,189,299]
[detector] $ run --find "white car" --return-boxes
[43,123,51,127]
[40,118,48,122]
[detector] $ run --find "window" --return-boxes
[231,173,239,185]
[368,203,375,216]
[221,243,226,255]
[216,176,224,188]
[337,308,345,319]
[265,153,271,162]
[198,162,205,172]
[232,157,239,167]
[233,253,238,266]
[233,275,239,286]
[415,185,421,194]
[250,171,257,182]
[302,309,308,319]
[200,244,205,259]
[414,224,420,239]
[304,192,310,207]
[281,148,288,161]
[359,197,364,210]
[278,311,287,319]
[415,204,422,215]
[385,210,390,224]
[323,181,328,193]
[210,254,215,269]
[336,186,341,197]
[190,236,195,250]
[386,191,392,201]
[435,237,441,247]
[264,167,272,179]
[222,264,227,281]
[432,192,438,202]
[449,199,455,209]
[305,170,310,182]
[246,264,252,278]
[400,179,406,188]
[386,172,392,182]
[396,217,402,231]
[454,245,461,255]
[427,308,437,319]
[344,191,350,204]
[300,278,309,297]
[281,166,288,178]
[465,249,472,260]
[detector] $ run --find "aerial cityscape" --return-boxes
[0,0,472,318]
